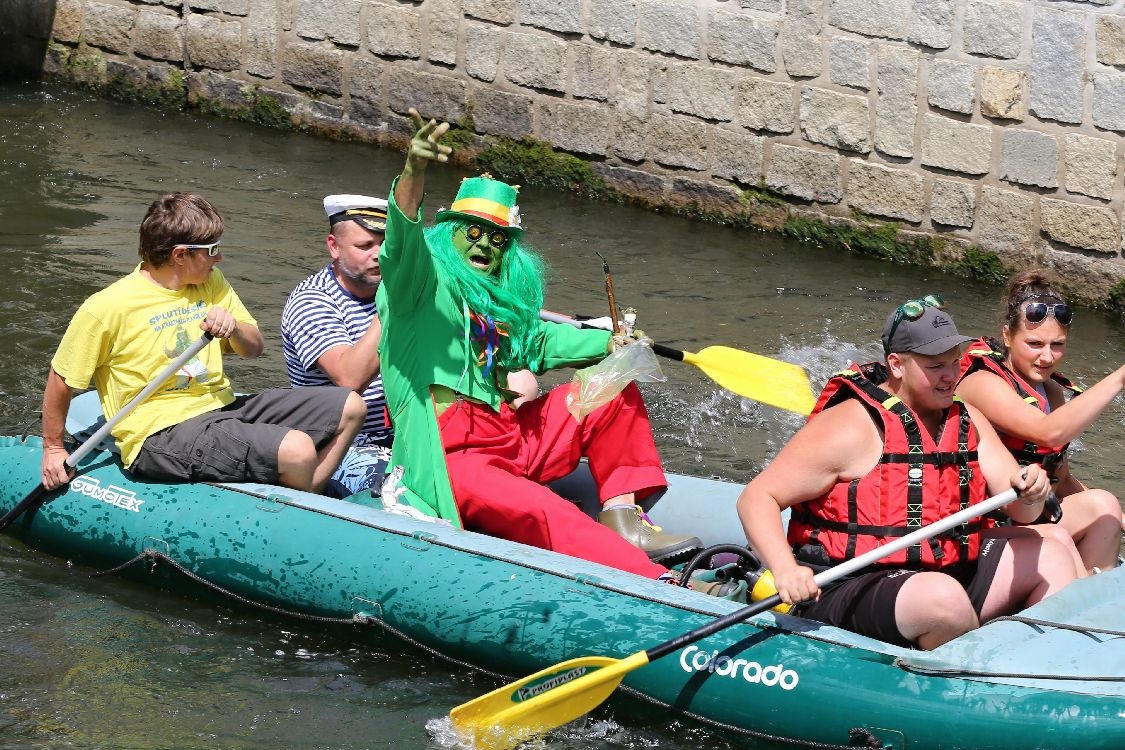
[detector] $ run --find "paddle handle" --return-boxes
[649,343,685,362]
[646,488,1018,661]
[539,309,598,329]
[0,332,214,531]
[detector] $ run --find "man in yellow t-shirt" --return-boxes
[41,192,366,493]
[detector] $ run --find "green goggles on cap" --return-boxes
[885,293,945,345]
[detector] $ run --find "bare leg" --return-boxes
[603,492,635,509]
[983,524,1087,579]
[1056,488,1123,573]
[277,430,317,490]
[979,534,1076,622]
[895,572,979,650]
[310,391,366,492]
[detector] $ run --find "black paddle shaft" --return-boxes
[649,343,685,362]
[648,595,783,661]
[0,484,49,532]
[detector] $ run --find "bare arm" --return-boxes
[956,366,1125,447]
[314,316,382,392]
[393,108,452,220]
[41,367,75,490]
[737,399,881,606]
[965,402,1051,524]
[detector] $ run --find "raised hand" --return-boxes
[397,107,452,217]
[404,107,452,174]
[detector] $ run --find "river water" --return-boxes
[0,83,1122,749]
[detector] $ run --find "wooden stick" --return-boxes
[595,252,622,334]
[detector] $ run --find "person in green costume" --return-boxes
[374,109,701,576]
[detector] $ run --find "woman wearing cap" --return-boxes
[737,296,1076,649]
[956,271,1123,574]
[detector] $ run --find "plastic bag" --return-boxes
[380,465,453,526]
[566,339,665,420]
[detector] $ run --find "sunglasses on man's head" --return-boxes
[180,240,222,257]
[463,224,509,250]
[1023,302,1073,326]
[886,293,945,342]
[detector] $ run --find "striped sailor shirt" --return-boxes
[281,265,392,446]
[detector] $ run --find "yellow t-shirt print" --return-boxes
[166,325,211,389]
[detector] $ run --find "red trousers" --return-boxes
[438,382,669,578]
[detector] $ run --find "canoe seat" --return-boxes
[895,566,1125,694]
[65,391,116,454]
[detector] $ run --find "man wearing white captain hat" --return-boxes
[282,194,394,497]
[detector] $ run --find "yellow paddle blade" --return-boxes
[450,652,650,750]
[682,346,816,415]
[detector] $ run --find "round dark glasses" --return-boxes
[885,293,945,343]
[463,224,509,250]
[1023,302,1073,326]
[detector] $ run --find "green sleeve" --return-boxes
[381,176,435,311]
[535,320,612,373]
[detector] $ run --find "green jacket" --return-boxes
[375,178,612,525]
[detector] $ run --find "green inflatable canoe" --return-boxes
[0,392,1121,749]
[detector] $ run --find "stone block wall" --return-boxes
[39,0,1125,300]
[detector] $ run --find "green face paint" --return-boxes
[452,223,508,276]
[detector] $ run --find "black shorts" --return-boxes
[131,386,351,484]
[799,537,1009,647]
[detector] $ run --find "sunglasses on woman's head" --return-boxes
[886,293,945,342]
[463,224,509,250]
[181,240,222,257]
[1023,302,1073,326]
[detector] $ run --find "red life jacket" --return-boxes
[958,336,1083,476]
[787,363,993,568]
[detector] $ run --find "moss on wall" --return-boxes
[1106,278,1125,322]
[105,67,185,110]
[440,106,478,151]
[239,90,291,129]
[199,86,292,130]
[946,245,1008,286]
[740,183,787,208]
[781,215,936,267]
[474,136,609,200]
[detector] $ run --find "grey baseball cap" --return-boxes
[881,304,973,356]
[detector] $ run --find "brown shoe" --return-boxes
[597,504,702,564]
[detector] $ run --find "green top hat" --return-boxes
[435,175,523,235]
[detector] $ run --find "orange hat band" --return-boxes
[448,197,512,227]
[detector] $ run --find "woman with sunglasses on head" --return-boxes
[956,271,1124,574]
